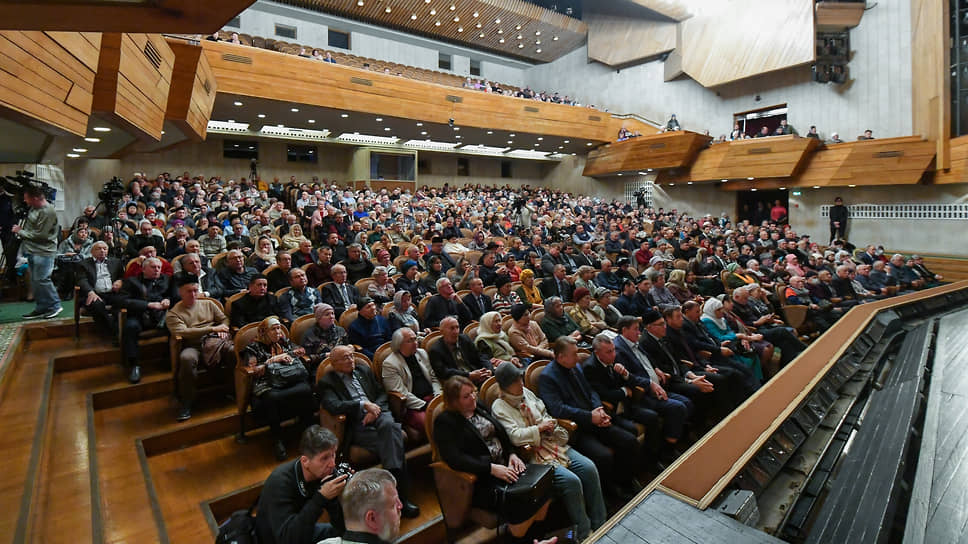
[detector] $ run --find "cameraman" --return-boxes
[256,425,347,544]
[13,184,61,319]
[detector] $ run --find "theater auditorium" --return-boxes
[0,0,966,542]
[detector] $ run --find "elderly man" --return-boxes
[197,224,227,258]
[216,249,258,300]
[319,468,405,544]
[347,297,392,359]
[540,264,573,302]
[291,239,317,268]
[421,277,473,329]
[540,336,642,499]
[461,277,492,321]
[317,346,419,518]
[230,274,281,329]
[125,219,165,259]
[165,274,233,421]
[888,254,924,290]
[76,240,124,334]
[321,264,361,318]
[381,328,441,437]
[730,286,806,366]
[267,250,293,292]
[119,257,171,383]
[428,316,492,384]
[540,244,568,276]
[595,260,621,292]
[856,263,889,296]
[340,244,374,284]
[279,268,323,324]
[540,296,583,343]
[911,255,943,286]
[174,252,220,301]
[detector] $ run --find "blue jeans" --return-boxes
[553,448,608,540]
[26,253,60,313]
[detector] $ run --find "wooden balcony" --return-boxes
[661,134,821,183]
[582,131,711,177]
[165,39,217,142]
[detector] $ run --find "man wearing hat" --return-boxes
[423,236,455,272]
[165,273,233,421]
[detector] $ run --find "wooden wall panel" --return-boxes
[680,0,814,87]
[94,33,174,141]
[586,13,676,67]
[661,135,819,182]
[911,0,950,170]
[583,131,710,176]
[816,2,865,31]
[203,41,613,142]
[931,135,968,184]
[165,40,217,141]
[0,31,100,137]
[605,116,661,140]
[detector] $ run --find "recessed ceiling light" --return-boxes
[507,140,513,144]
[449,4,455,10]
[430,8,436,14]
[228,119,235,123]
[384,6,391,12]
[486,130,493,134]
[517,34,522,39]
[669,183,675,186]
[453,16,459,22]
[93,127,110,132]
[277,124,283,127]
[308,119,315,123]
[647,168,652,172]
[424,0,430,3]
[456,135,462,139]
[411,13,417,19]
[558,146,563,149]
[563,140,569,143]
[813,185,820,189]
[376,117,383,122]
[472,11,478,17]
[257,114,266,118]
[384,127,391,131]
[553,36,559,41]
[72,148,87,152]
[779,187,786,190]
[848,184,857,187]
[457,26,463,32]
[537,137,543,141]
[495,18,501,23]
[233,101,243,106]
[357,0,363,5]
[66,153,80,158]
[161,130,165,135]
[476,23,482,28]
[687,181,693,185]
[747,177,754,180]
[435,20,441,26]
[515,25,521,30]
[536,49,542,53]
[291,108,299,112]
[479,32,485,37]
[499,38,505,43]
[535,40,541,45]
[420,131,427,135]
[617,173,622,176]
[721,179,728,182]
[534,143,539,147]
[341,113,349,118]
[509,133,516,137]
[535,31,541,36]
[84,137,100,143]
[518,44,524,48]
[497,29,503,34]
[586,142,593,146]
[750,188,757,192]
[453,127,460,131]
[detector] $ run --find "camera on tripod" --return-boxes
[1,171,54,219]
[98,177,126,219]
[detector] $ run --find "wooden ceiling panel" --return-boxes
[586,13,676,67]
[277,0,587,62]
[624,0,692,21]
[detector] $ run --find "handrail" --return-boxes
[609,112,663,129]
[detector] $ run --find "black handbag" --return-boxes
[267,360,308,389]
[494,463,554,524]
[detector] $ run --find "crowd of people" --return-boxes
[31,171,944,544]
[648,113,875,147]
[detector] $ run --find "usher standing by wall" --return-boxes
[13,184,61,319]
[829,197,849,243]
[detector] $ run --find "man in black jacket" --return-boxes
[321,264,360,319]
[256,425,347,544]
[422,277,473,329]
[229,274,280,329]
[124,220,165,260]
[461,277,493,321]
[119,257,171,383]
[216,249,258,300]
[540,264,573,302]
[681,301,760,391]
[76,241,124,334]
[317,346,419,518]
[428,316,492,385]
[829,197,848,243]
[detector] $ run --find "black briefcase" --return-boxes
[495,463,554,524]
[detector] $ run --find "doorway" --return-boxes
[736,189,789,226]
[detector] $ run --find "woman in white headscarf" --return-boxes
[701,297,762,381]
[474,311,520,367]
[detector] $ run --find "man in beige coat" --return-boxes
[381,327,441,437]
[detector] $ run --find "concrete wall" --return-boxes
[524,0,913,140]
[231,1,530,86]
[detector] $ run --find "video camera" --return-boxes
[98,177,126,219]
[1,171,55,219]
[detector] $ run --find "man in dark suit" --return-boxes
[124,219,165,260]
[229,274,281,329]
[76,241,124,334]
[422,277,473,329]
[540,264,573,302]
[539,336,641,499]
[215,249,258,300]
[423,236,455,272]
[613,280,647,318]
[317,345,419,518]
[461,277,493,321]
[118,257,171,383]
[573,243,601,269]
[428,316,492,385]
[540,244,568,276]
[320,263,360,318]
[582,333,659,431]
[680,301,760,392]
[611,316,693,462]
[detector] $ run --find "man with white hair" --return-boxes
[318,469,403,544]
[118,257,171,383]
[421,277,472,329]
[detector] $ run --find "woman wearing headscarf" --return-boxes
[725,262,756,290]
[516,268,543,305]
[508,303,554,360]
[388,289,420,334]
[667,269,701,304]
[247,235,277,272]
[242,316,315,460]
[475,311,521,367]
[281,223,308,251]
[490,364,607,541]
[701,297,763,382]
[785,254,805,278]
[592,288,623,329]
[300,303,348,374]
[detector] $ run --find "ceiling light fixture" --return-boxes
[420,131,427,135]
[435,20,441,26]
[291,108,299,112]
[449,4,455,10]
[93,127,110,132]
[308,119,315,123]
[537,137,543,140]
[518,44,524,48]
[456,135,462,139]
[499,38,505,43]
[563,140,569,143]
[453,127,460,131]
[509,133,516,137]
[515,25,521,30]
[553,36,559,41]
[536,48,541,53]
[411,13,417,19]
[517,34,522,39]
[457,26,463,32]
[416,122,423,126]
[535,40,541,44]
[384,127,391,131]
[476,23,482,28]
[72,148,87,152]
[486,130,493,134]
[84,137,100,143]
[228,119,235,123]
[495,18,501,23]
[535,31,541,36]
[161,130,165,135]
[233,101,243,106]
[586,142,593,146]
[258,114,266,118]
[341,113,349,118]
[357,0,363,5]
[747,176,754,180]
[376,117,383,121]
[558,146,563,149]
[813,185,820,189]
[473,11,478,17]
[430,8,436,15]
[66,153,80,158]
[453,16,459,22]
[497,29,503,34]
[385,6,391,12]
[479,32,485,37]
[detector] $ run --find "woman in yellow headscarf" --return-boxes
[516,268,543,305]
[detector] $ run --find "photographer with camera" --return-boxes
[13,184,62,319]
[256,425,349,544]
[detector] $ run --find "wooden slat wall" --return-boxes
[586,12,676,67]
[0,31,100,136]
[93,33,174,141]
[931,135,968,185]
[165,39,217,141]
[910,0,950,170]
[583,131,711,176]
[203,40,613,142]
[679,0,814,87]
